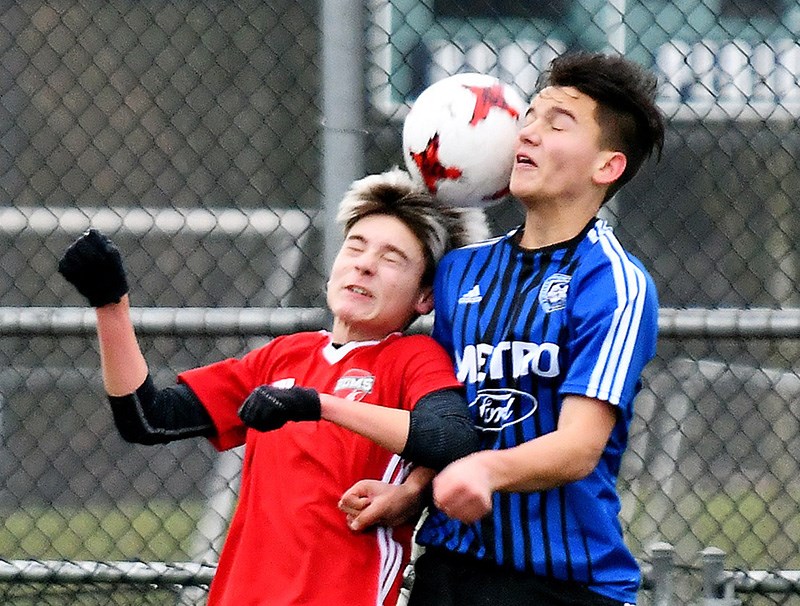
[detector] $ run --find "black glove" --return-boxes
[238,385,321,431]
[58,229,129,307]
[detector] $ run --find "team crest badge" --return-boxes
[539,273,571,312]
[333,369,375,401]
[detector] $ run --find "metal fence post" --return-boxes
[700,547,740,606]
[649,542,675,606]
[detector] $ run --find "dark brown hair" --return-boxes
[538,52,666,203]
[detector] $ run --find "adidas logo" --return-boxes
[458,285,482,304]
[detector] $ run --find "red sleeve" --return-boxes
[387,334,462,411]
[177,340,278,451]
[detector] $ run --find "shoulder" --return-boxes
[254,330,330,351]
[383,333,446,352]
[378,333,450,364]
[436,233,509,284]
[580,221,655,284]
[564,222,658,317]
[441,232,506,264]
[242,330,329,359]
[271,330,329,345]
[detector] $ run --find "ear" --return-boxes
[414,287,434,316]
[593,150,627,187]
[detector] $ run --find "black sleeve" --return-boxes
[107,374,216,445]
[401,388,480,471]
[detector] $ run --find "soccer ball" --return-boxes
[403,73,527,208]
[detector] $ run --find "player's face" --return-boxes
[327,214,433,342]
[510,86,607,206]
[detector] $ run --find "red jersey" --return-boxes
[178,330,462,606]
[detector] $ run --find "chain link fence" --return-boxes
[1,0,799,603]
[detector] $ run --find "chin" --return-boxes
[509,174,527,196]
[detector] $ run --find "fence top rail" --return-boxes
[0,559,216,585]
[0,559,797,595]
[0,307,330,337]
[658,307,800,339]
[1,307,800,338]
[730,569,800,594]
[0,206,314,237]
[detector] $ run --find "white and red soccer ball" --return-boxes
[403,73,527,208]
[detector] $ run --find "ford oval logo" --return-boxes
[470,388,537,432]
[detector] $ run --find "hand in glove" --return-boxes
[58,229,129,307]
[238,385,321,431]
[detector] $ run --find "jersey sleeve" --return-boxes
[387,334,463,410]
[561,254,658,412]
[177,340,278,451]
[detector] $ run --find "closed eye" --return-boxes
[343,234,367,254]
[381,250,406,265]
[549,108,576,130]
[344,243,365,255]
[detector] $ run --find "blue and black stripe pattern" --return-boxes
[419,218,658,604]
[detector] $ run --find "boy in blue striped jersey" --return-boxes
[342,52,665,605]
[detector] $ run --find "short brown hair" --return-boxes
[337,168,489,286]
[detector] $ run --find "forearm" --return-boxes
[319,393,410,453]
[471,434,592,494]
[402,465,435,499]
[319,389,478,469]
[431,436,595,525]
[432,396,616,523]
[95,295,148,396]
[59,228,138,394]
[462,395,616,494]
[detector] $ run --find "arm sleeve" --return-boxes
[401,388,479,470]
[107,374,216,445]
[563,254,659,411]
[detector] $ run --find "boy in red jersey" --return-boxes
[58,167,486,606]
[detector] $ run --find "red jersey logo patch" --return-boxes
[334,369,376,401]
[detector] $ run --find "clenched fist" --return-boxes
[58,229,129,307]
[238,385,321,431]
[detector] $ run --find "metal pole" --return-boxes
[701,546,726,601]
[321,0,367,274]
[649,542,675,606]
[701,546,740,605]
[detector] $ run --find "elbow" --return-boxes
[452,425,480,460]
[402,421,480,471]
[114,420,164,445]
[108,399,168,445]
[565,449,604,482]
[402,447,449,472]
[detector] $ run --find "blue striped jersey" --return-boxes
[417,218,658,604]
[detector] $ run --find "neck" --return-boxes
[331,320,394,344]
[517,196,601,249]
